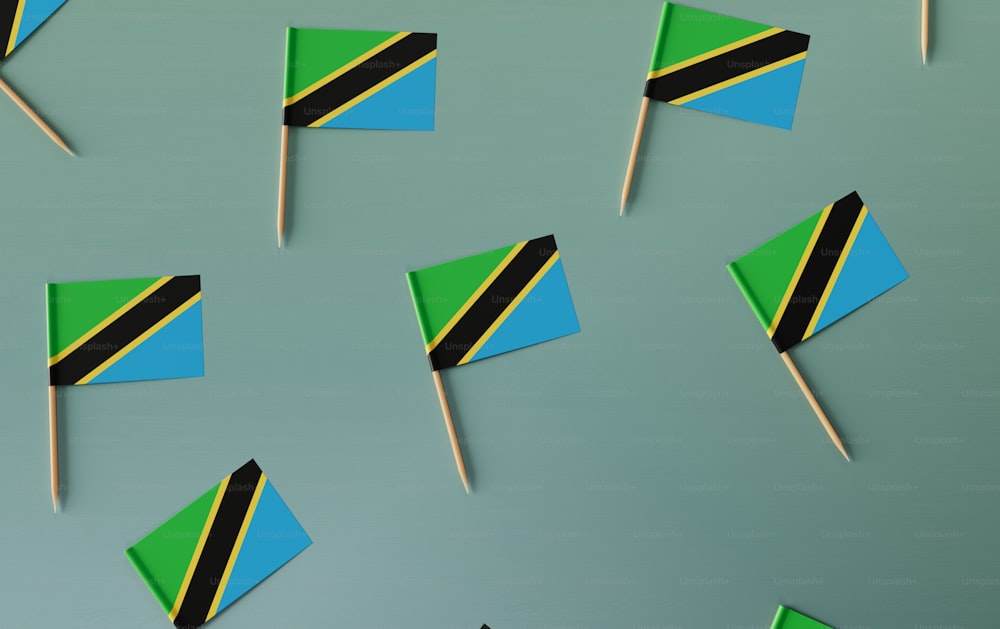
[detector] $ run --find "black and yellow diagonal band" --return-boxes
[283,32,437,128]
[769,192,867,353]
[169,460,266,629]
[426,235,559,370]
[48,275,202,385]
[644,28,809,106]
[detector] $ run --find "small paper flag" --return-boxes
[125,459,311,629]
[644,2,809,130]
[283,27,438,130]
[1,0,67,59]
[727,192,907,353]
[407,235,580,370]
[771,604,834,628]
[46,275,204,385]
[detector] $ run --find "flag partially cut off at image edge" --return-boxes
[727,191,908,353]
[771,604,833,629]
[1,0,67,60]
[47,275,204,386]
[407,235,580,371]
[644,2,810,130]
[283,27,437,130]
[125,459,312,629]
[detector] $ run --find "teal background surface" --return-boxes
[1,0,997,627]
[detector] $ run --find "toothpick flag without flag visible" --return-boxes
[620,3,810,214]
[45,275,205,511]
[125,459,311,629]
[407,235,580,492]
[276,27,438,246]
[0,0,74,154]
[921,0,929,64]
[727,192,908,460]
[771,605,833,629]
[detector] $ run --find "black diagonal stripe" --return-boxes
[49,275,201,385]
[770,192,865,353]
[644,30,809,104]
[283,32,437,127]
[0,1,18,60]
[428,235,557,370]
[172,460,263,629]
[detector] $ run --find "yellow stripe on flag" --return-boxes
[425,241,528,354]
[48,277,173,367]
[647,27,785,80]
[669,51,807,106]
[5,0,26,56]
[168,477,229,622]
[205,476,268,621]
[308,51,437,128]
[767,205,831,338]
[75,292,202,384]
[802,207,869,340]
[457,252,561,365]
[283,32,410,107]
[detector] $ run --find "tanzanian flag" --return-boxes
[283,27,437,130]
[645,3,809,130]
[1,0,66,59]
[47,275,204,385]
[407,235,580,371]
[125,459,311,629]
[770,605,833,629]
[728,192,908,353]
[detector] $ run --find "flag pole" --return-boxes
[431,370,470,493]
[49,384,59,512]
[779,351,850,461]
[620,96,650,216]
[276,124,289,248]
[921,0,929,64]
[0,75,73,156]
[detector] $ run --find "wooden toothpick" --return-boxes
[276,125,289,247]
[0,75,73,156]
[620,97,650,216]
[921,0,929,64]
[779,351,850,461]
[49,385,59,512]
[431,370,470,493]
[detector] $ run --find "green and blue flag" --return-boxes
[47,276,204,385]
[644,3,809,130]
[407,235,580,370]
[283,27,437,131]
[126,460,311,629]
[728,192,908,353]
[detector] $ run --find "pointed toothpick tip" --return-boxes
[52,497,58,513]
[463,479,471,494]
[619,201,626,217]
